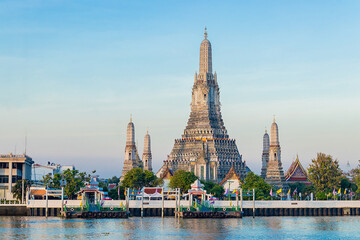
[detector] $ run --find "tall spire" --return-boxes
[270,117,279,146]
[143,131,152,172]
[199,27,212,74]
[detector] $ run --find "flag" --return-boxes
[232,189,236,194]
[338,188,341,194]
[120,201,123,207]
[225,189,229,195]
[287,189,291,196]
[194,201,197,208]
[276,188,282,194]
[344,189,347,194]
[293,188,297,194]
[333,189,336,196]
[118,186,120,197]
[80,201,83,207]
[270,189,273,196]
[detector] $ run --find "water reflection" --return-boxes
[0,216,360,239]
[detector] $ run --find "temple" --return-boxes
[264,117,287,189]
[120,117,153,181]
[142,131,152,172]
[219,166,243,192]
[285,155,311,185]
[260,129,269,179]
[157,28,248,182]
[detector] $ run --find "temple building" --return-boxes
[120,117,153,181]
[264,117,287,189]
[142,131,152,172]
[260,129,269,179]
[285,155,311,185]
[219,166,243,192]
[156,166,173,189]
[157,28,248,183]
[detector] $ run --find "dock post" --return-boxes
[240,188,243,213]
[61,187,64,214]
[174,189,177,218]
[161,187,164,218]
[45,188,48,218]
[141,188,144,218]
[178,188,181,218]
[236,190,239,211]
[253,188,255,218]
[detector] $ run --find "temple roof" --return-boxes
[219,166,243,186]
[285,156,310,183]
[159,166,173,180]
[191,179,204,189]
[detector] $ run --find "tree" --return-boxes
[288,182,306,194]
[209,185,224,198]
[108,176,120,184]
[12,179,31,201]
[169,170,197,193]
[108,185,126,200]
[42,169,92,199]
[121,168,163,189]
[242,172,271,200]
[200,180,224,198]
[307,153,342,193]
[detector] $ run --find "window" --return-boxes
[0,175,9,183]
[210,167,214,180]
[0,163,9,169]
[201,166,204,179]
[12,176,21,183]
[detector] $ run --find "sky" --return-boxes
[0,0,359,178]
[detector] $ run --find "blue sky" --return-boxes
[0,0,359,177]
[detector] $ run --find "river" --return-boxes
[0,216,359,239]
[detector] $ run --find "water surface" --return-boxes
[0,216,359,239]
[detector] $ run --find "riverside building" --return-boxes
[0,153,33,200]
[157,29,248,183]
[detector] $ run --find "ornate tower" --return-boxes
[260,129,270,179]
[265,117,287,188]
[158,28,248,182]
[142,131,152,172]
[120,116,142,181]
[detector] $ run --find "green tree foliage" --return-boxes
[108,176,120,184]
[107,185,126,200]
[121,168,163,189]
[288,182,306,194]
[200,180,224,198]
[209,185,224,198]
[341,177,351,190]
[242,172,271,200]
[307,153,342,193]
[12,180,31,201]
[169,170,197,193]
[315,191,327,200]
[42,169,92,200]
